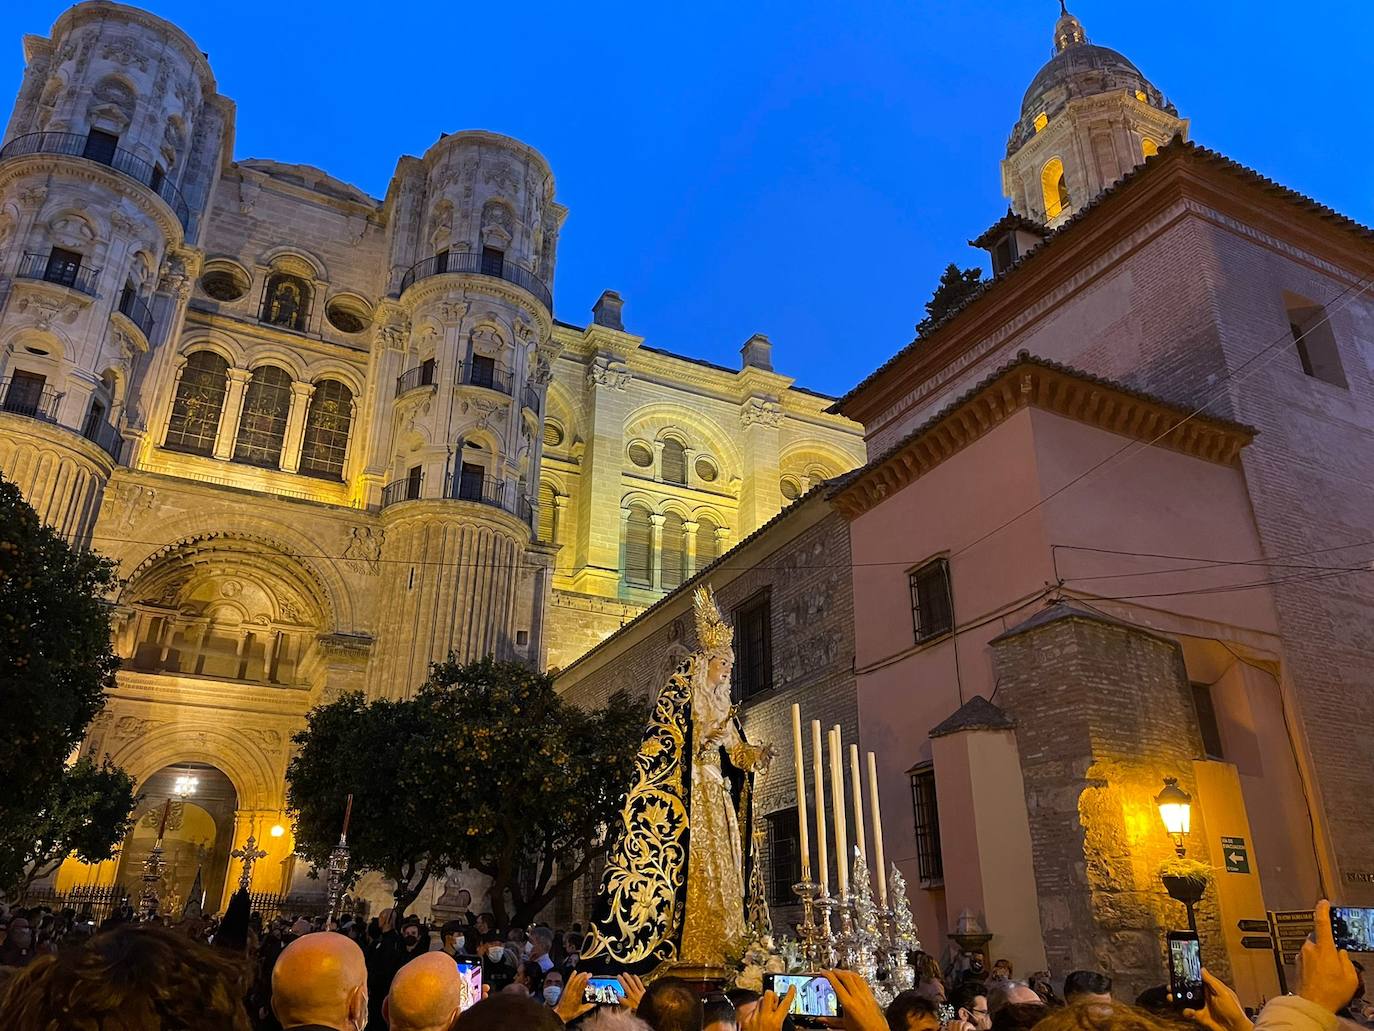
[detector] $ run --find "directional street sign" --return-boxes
[1238,919,1270,933]
[1241,936,1273,950]
[1272,910,1316,965]
[1222,836,1251,874]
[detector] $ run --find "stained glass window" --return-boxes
[298,379,353,480]
[233,365,292,467]
[164,351,228,455]
[261,273,311,331]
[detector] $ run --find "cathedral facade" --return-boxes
[0,1,862,910]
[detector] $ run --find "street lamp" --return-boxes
[1155,777,1192,857]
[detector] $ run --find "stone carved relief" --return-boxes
[530,352,554,386]
[342,526,385,575]
[438,301,468,325]
[246,728,284,751]
[483,164,520,194]
[376,316,412,353]
[461,397,506,431]
[115,716,166,739]
[107,482,157,530]
[587,356,631,391]
[238,176,262,215]
[101,37,151,71]
[14,295,80,331]
[740,398,784,428]
[17,185,47,208]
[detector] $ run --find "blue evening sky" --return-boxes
[3,2,1370,397]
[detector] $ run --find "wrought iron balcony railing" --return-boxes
[398,251,552,310]
[447,475,535,527]
[81,418,124,462]
[395,362,437,397]
[381,473,424,508]
[521,384,540,413]
[117,285,155,338]
[0,131,194,231]
[0,376,62,421]
[17,251,100,297]
[459,360,512,396]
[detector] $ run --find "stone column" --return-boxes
[571,356,633,596]
[738,398,783,534]
[280,381,316,473]
[649,513,665,592]
[213,368,252,460]
[683,520,699,576]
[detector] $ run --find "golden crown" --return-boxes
[693,585,734,655]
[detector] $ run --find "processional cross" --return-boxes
[231,835,268,891]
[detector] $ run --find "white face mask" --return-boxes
[521,940,533,958]
[543,986,563,1005]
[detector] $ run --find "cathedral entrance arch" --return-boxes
[114,763,238,917]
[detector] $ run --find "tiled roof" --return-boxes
[968,208,1050,249]
[928,695,1017,740]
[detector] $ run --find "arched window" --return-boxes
[661,512,687,591]
[538,480,558,543]
[1041,157,1070,219]
[696,515,720,570]
[164,351,228,455]
[298,379,353,480]
[261,273,312,332]
[1141,138,1159,159]
[233,365,293,467]
[661,439,687,485]
[625,505,653,587]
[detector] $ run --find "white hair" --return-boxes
[581,1010,653,1031]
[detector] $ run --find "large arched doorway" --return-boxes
[115,763,238,916]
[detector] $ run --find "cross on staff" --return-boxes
[231,835,268,891]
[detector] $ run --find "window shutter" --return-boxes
[661,440,686,484]
[625,507,652,585]
[538,482,557,542]
[661,513,685,590]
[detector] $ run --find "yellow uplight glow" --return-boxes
[1033,112,1049,133]
[270,824,286,838]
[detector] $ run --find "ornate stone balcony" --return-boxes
[398,251,552,311]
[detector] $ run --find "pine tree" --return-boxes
[916,263,985,337]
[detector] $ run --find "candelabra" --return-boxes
[325,794,353,928]
[848,850,883,996]
[791,877,824,967]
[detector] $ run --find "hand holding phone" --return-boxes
[764,973,840,1027]
[454,958,482,1012]
[1168,931,1203,1009]
[1301,900,1359,1013]
[583,975,628,1006]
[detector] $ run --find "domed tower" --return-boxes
[1002,3,1187,227]
[0,1,227,540]
[364,131,567,693]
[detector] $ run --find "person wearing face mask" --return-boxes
[480,931,516,992]
[438,921,467,959]
[542,969,565,1008]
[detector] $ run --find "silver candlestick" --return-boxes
[791,878,824,968]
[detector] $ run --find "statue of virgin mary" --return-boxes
[582,585,774,974]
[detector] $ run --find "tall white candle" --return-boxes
[829,726,848,895]
[867,750,888,906]
[790,704,811,881]
[812,720,829,895]
[849,742,867,868]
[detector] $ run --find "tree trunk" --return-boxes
[392,861,432,916]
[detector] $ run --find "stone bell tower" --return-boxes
[363,131,569,694]
[0,1,227,541]
[1002,3,1187,227]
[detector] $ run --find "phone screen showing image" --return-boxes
[765,973,841,1018]
[455,959,482,1011]
[584,976,626,1005]
[1331,907,1374,953]
[1168,933,1203,1008]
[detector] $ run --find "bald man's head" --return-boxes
[384,953,466,1031]
[272,931,368,1031]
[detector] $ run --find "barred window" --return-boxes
[696,515,720,570]
[625,505,653,586]
[164,351,228,455]
[233,365,293,467]
[298,379,353,480]
[910,764,943,884]
[733,589,772,701]
[909,557,953,643]
[766,808,801,906]
[661,512,687,591]
[661,439,687,485]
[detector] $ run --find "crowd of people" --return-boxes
[0,894,1368,1031]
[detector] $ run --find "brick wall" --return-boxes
[991,606,1231,999]
[557,506,859,931]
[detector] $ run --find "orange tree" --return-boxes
[0,476,134,896]
[287,658,644,923]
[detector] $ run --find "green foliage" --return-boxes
[0,757,138,897]
[0,476,126,896]
[286,658,646,922]
[1159,856,1213,885]
[916,263,985,337]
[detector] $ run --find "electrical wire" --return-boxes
[946,270,1374,563]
